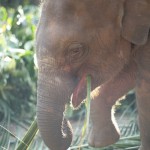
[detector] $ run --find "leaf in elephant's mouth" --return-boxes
[78,75,91,146]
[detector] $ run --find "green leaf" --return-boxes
[16,119,38,150]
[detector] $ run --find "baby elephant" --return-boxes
[36,0,150,150]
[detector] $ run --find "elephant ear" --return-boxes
[122,0,150,45]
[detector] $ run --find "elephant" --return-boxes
[36,0,150,150]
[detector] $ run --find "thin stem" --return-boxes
[16,118,38,150]
[86,75,91,135]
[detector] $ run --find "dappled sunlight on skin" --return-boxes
[90,86,101,100]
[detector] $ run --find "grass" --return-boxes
[16,118,38,150]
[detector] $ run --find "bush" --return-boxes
[0,0,39,8]
[0,5,39,123]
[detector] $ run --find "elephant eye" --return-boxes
[66,42,89,64]
[70,48,81,57]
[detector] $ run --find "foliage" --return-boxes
[0,0,39,8]
[0,5,39,124]
[0,4,40,150]
[16,118,38,150]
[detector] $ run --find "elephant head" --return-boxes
[36,0,150,150]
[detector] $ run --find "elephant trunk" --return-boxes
[37,71,74,150]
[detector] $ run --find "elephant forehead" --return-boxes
[36,22,91,56]
[37,0,125,52]
[37,20,121,50]
[42,0,124,28]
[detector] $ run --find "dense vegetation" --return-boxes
[0,2,41,149]
[0,0,39,8]
[0,3,39,124]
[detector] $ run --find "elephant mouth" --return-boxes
[71,74,87,108]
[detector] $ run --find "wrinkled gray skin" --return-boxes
[36,0,150,150]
